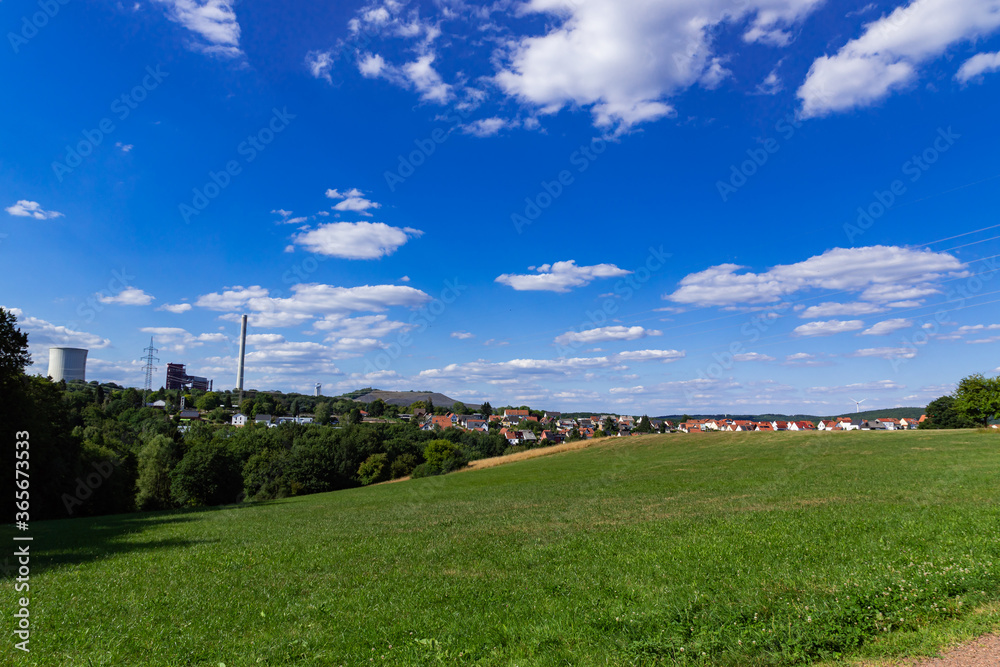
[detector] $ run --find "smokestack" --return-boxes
[237,314,248,403]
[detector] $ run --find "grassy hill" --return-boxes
[349,389,480,410]
[10,430,1000,666]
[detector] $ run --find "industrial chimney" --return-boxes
[237,314,247,402]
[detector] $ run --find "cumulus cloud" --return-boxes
[140,326,228,352]
[733,352,776,362]
[668,246,964,307]
[860,318,913,335]
[798,301,888,318]
[97,287,154,306]
[451,331,475,339]
[462,117,516,137]
[153,0,243,58]
[496,260,630,293]
[798,0,1000,117]
[554,325,660,346]
[792,319,865,337]
[5,200,63,219]
[306,50,334,82]
[157,303,192,313]
[495,0,823,130]
[196,282,431,328]
[292,222,422,259]
[956,50,1000,82]
[851,346,919,359]
[325,188,381,214]
[15,314,111,351]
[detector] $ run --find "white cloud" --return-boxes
[306,50,334,82]
[17,315,111,350]
[314,314,412,340]
[196,283,431,328]
[325,188,381,214]
[115,142,134,152]
[668,246,964,307]
[860,318,913,335]
[140,326,228,353]
[807,379,905,394]
[494,0,823,131]
[157,303,192,313]
[792,319,865,337]
[97,287,155,306]
[462,117,516,137]
[403,53,453,103]
[496,260,630,293]
[358,53,386,78]
[733,352,776,362]
[798,0,1000,117]
[851,347,919,359]
[292,222,422,259]
[153,0,243,58]
[5,200,63,220]
[754,68,783,95]
[554,325,660,346]
[799,301,888,318]
[451,331,475,339]
[614,349,685,362]
[956,50,1000,82]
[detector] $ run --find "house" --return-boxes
[231,413,248,427]
[146,399,167,408]
[835,419,860,431]
[899,418,919,429]
[504,408,529,419]
[464,418,487,430]
[788,421,816,431]
[428,415,453,430]
[771,421,789,431]
[876,418,900,430]
[756,422,774,432]
[817,419,838,430]
[540,430,565,444]
[254,414,273,425]
[544,411,562,421]
[179,409,201,421]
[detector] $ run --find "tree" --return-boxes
[451,401,467,415]
[289,398,300,416]
[195,391,220,411]
[240,398,254,415]
[368,398,386,417]
[423,439,467,473]
[426,397,435,414]
[223,393,233,409]
[920,395,975,429]
[408,400,427,412]
[171,441,243,506]
[348,408,363,425]
[357,453,390,485]
[634,415,653,433]
[0,307,31,390]
[136,434,176,511]
[602,416,617,434]
[953,373,1000,427]
[314,402,332,426]
[480,401,493,417]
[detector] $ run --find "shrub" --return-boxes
[424,439,467,473]
[390,453,419,479]
[409,463,433,479]
[170,442,243,507]
[358,453,390,485]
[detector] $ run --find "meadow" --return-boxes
[4,429,1000,666]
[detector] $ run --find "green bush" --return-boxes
[390,453,419,479]
[424,439,467,473]
[170,442,243,507]
[409,463,433,478]
[358,453,390,485]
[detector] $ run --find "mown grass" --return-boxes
[4,430,1000,666]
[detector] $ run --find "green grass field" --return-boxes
[5,430,1000,666]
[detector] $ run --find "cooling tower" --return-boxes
[48,347,88,382]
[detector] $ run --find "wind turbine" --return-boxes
[850,398,867,414]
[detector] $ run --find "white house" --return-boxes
[231,413,248,427]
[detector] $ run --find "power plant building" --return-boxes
[166,363,212,392]
[47,347,88,382]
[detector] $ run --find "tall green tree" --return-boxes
[602,416,618,434]
[480,401,493,416]
[136,434,176,511]
[451,401,467,414]
[368,398,385,417]
[919,395,975,429]
[953,373,1000,427]
[0,307,31,389]
[314,402,332,425]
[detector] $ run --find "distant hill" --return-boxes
[348,389,480,410]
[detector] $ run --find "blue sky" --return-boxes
[3,0,1000,415]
